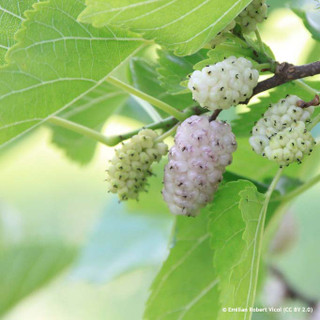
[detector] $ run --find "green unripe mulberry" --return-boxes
[106,129,168,201]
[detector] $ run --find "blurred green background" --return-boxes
[0,2,320,319]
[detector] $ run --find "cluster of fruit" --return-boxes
[105,1,317,216]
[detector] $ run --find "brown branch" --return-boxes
[297,95,320,108]
[244,61,320,104]
[209,109,222,122]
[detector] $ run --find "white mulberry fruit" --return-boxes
[249,95,315,166]
[188,56,259,111]
[236,0,268,33]
[162,116,237,217]
[106,129,168,201]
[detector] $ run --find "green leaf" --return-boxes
[129,57,194,112]
[50,83,127,164]
[290,0,320,40]
[156,49,208,94]
[0,243,76,316]
[115,95,155,124]
[194,44,258,70]
[223,171,268,193]
[72,199,172,283]
[79,0,254,56]
[144,213,220,320]
[0,0,143,149]
[0,0,39,65]
[209,180,267,320]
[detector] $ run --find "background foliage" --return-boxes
[0,0,319,319]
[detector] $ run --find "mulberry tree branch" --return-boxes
[245,61,320,103]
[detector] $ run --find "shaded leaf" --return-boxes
[0,0,143,149]
[71,199,172,283]
[156,49,208,94]
[79,0,254,56]
[0,244,76,316]
[51,83,128,164]
[271,183,320,301]
[115,95,155,124]
[130,57,194,113]
[291,0,320,40]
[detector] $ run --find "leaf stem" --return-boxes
[255,29,266,57]
[256,63,272,71]
[48,116,114,146]
[156,122,180,141]
[106,76,185,120]
[294,79,319,96]
[265,168,284,203]
[48,107,207,147]
[107,116,180,146]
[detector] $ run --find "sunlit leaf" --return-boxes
[0,0,143,149]
[71,199,172,283]
[79,0,254,56]
[0,0,40,65]
[0,244,76,316]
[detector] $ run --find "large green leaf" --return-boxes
[209,181,267,320]
[0,244,76,316]
[51,83,127,164]
[79,0,254,56]
[144,213,220,320]
[72,199,172,283]
[0,0,40,65]
[0,0,143,149]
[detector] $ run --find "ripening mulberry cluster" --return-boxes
[162,116,237,217]
[249,95,315,167]
[188,57,259,111]
[106,129,168,200]
[236,0,268,33]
